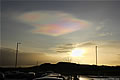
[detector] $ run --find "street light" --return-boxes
[15,42,21,68]
[96,46,98,65]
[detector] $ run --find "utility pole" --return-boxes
[36,60,38,66]
[0,48,1,66]
[15,42,21,68]
[96,46,98,65]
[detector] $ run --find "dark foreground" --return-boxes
[0,62,120,80]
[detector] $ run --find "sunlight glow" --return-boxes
[71,48,85,57]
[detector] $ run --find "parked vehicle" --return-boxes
[33,76,63,80]
[0,72,5,80]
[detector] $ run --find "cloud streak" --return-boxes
[0,47,68,67]
[96,26,104,31]
[18,11,90,36]
[54,42,95,54]
[0,47,54,67]
[98,32,112,37]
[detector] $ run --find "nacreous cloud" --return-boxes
[18,11,90,36]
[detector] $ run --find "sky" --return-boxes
[1,0,120,67]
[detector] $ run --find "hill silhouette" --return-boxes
[0,62,120,76]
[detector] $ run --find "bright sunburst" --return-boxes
[71,48,85,57]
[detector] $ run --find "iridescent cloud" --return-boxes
[18,11,90,36]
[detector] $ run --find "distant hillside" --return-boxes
[0,62,120,76]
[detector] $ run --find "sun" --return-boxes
[71,48,85,57]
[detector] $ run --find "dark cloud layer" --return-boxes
[0,48,45,67]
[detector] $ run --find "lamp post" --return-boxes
[96,46,98,65]
[15,42,21,68]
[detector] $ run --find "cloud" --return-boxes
[98,32,112,37]
[18,11,90,36]
[96,26,104,31]
[58,40,117,53]
[55,43,77,53]
[54,40,120,54]
[0,47,68,67]
[95,21,113,37]
[78,41,97,47]
[0,48,16,66]
[54,41,96,53]
[0,47,49,67]
[99,40,120,49]
[56,50,70,53]
[54,41,120,65]
[47,41,120,65]
[96,21,105,31]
